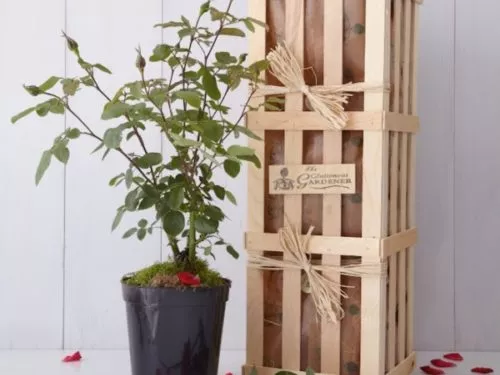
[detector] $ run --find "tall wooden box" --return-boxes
[244,0,422,375]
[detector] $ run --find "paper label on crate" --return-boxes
[269,164,356,195]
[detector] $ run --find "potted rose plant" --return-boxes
[11,1,268,374]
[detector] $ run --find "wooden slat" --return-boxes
[246,232,380,256]
[282,0,304,370]
[386,352,417,375]
[406,0,420,356]
[397,0,413,363]
[242,365,330,375]
[247,111,419,133]
[381,228,418,258]
[321,1,343,372]
[246,0,266,367]
[361,0,391,374]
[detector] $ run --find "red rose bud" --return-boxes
[135,48,146,71]
[177,272,201,286]
[471,367,494,374]
[444,353,464,361]
[431,359,456,368]
[420,366,444,375]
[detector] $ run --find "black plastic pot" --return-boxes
[122,277,231,375]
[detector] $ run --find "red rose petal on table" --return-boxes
[444,353,464,361]
[420,365,445,375]
[471,367,494,374]
[431,359,456,368]
[177,272,201,286]
[62,351,82,362]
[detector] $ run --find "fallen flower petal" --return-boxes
[471,367,494,374]
[177,272,201,286]
[62,351,82,362]
[444,353,464,361]
[420,366,445,375]
[431,359,456,368]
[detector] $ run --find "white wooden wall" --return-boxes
[1,0,499,352]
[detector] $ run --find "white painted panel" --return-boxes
[414,0,456,351]
[455,0,500,351]
[160,0,249,351]
[0,0,64,348]
[64,0,163,348]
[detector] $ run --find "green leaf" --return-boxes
[223,159,240,178]
[48,99,65,114]
[215,51,237,65]
[206,205,224,221]
[136,152,163,168]
[125,168,133,189]
[102,148,111,161]
[35,150,52,185]
[178,28,195,38]
[142,184,160,199]
[94,63,112,74]
[170,133,200,147]
[111,208,125,231]
[168,56,181,68]
[233,125,262,140]
[163,211,185,236]
[150,44,172,62]
[247,17,267,28]
[175,90,201,108]
[305,369,315,375]
[201,67,221,100]
[219,27,245,37]
[248,368,258,375]
[101,102,130,120]
[225,190,237,205]
[138,197,156,210]
[122,228,137,239]
[137,228,147,240]
[80,75,94,86]
[103,128,122,149]
[52,144,70,164]
[199,1,211,15]
[243,19,255,32]
[138,219,148,228]
[66,128,81,139]
[237,153,261,168]
[154,21,184,28]
[194,216,218,234]
[213,185,225,200]
[201,120,223,142]
[109,173,123,186]
[125,189,139,211]
[227,145,255,157]
[35,101,51,117]
[11,107,36,124]
[62,78,80,96]
[226,245,239,259]
[38,76,60,92]
[168,186,184,210]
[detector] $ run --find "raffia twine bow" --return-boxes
[254,42,388,130]
[248,219,386,323]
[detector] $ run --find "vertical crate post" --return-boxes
[320,1,343,374]
[282,0,304,369]
[246,0,266,367]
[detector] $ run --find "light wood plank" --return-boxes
[246,232,380,257]
[386,352,416,375]
[321,1,343,372]
[246,0,266,366]
[242,365,330,375]
[282,0,304,369]
[381,228,418,258]
[247,111,419,133]
[406,0,420,355]
[361,0,392,374]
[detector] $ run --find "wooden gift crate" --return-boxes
[244,1,421,375]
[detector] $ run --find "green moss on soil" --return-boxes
[123,257,224,288]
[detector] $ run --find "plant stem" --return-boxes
[188,212,196,264]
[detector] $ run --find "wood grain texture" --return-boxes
[413,0,455,351]
[361,0,391,373]
[64,0,161,349]
[455,0,500,351]
[0,0,64,349]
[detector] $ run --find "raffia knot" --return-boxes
[254,42,388,130]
